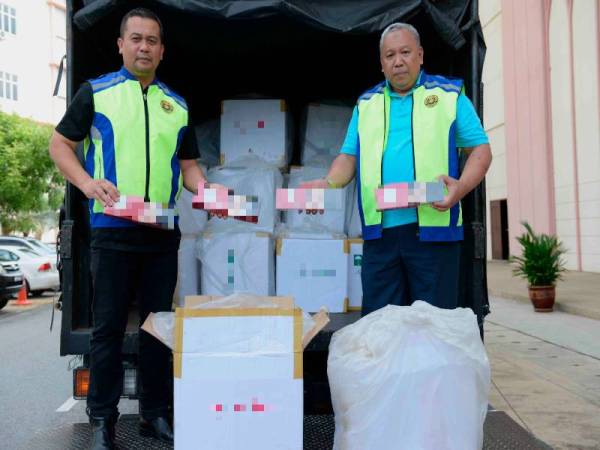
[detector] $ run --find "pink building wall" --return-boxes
[501,0,557,255]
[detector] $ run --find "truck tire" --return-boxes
[0,297,9,310]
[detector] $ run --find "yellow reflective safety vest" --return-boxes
[356,72,464,241]
[83,66,188,228]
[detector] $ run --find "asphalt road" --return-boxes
[0,297,137,449]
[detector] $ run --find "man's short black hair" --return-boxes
[120,7,164,42]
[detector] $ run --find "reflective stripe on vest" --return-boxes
[357,73,463,241]
[83,68,187,227]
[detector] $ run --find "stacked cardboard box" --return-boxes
[185,99,288,309]
[175,188,208,305]
[177,98,365,314]
[198,232,275,296]
[220,99,292,168]
[276,236,349,313]
[346,238,363,311]
[300,102,353,167]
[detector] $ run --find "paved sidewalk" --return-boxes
[486,296,600,450]
[487,260,600,320]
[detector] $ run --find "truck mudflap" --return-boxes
[25,412,552,450]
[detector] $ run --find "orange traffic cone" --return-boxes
[14,280,31,306]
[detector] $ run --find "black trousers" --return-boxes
[361,223,461,316]
[88,248,177,419]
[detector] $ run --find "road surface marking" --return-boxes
[56,397,78,412]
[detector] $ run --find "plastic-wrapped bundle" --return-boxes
[195,120,220,169]
[283,166,353,235]
[174,188,208,305]
[300,102,353,167]
[328,301,491,450]
[177,187,208,235]
[206,164,283,233]
[346,187,362,238]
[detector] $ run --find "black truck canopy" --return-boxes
[60,0,488,356]
[68,0,485,120]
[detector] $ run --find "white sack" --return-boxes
[328,301,491,450]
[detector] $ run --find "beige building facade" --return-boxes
[0,0,66,124]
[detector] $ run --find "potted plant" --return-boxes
[511,222,567,312]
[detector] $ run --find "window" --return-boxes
[0,249,19,262]
[0,3,16,35]
[0,71,18,100]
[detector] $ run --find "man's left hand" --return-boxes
[432,175,464,211]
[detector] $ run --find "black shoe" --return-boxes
[89,416,117,450]
[139,416,174,444]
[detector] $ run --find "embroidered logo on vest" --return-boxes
[424,95,439,108]
[161,100,174,113]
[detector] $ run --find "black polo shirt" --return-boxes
[56,82,200,253]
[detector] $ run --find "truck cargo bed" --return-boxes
[26,412,553,450]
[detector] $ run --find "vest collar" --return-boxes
[118,66,159,86]
[385,70,424,97]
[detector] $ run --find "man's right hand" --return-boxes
[297,179,328,215]
[81,178,120,207]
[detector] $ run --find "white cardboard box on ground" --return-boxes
[220,99,291,168]
[347,239,363,311]
[198,232,274,296]
[276,237,348,312]
[171,296,305,450]
[300,102,353,167]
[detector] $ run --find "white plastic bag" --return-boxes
[328,301,490,450]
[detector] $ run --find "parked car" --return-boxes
[0,236,56,257]
[0,249,24,309]
[0,247,59,297]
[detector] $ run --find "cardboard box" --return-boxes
[198,232,275,296]
[171,296,304,450]
[220,99,291,168]
[300,103,353,167]
[141,295,329,450]
[347,239,363,311]
[276,237,348,312]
